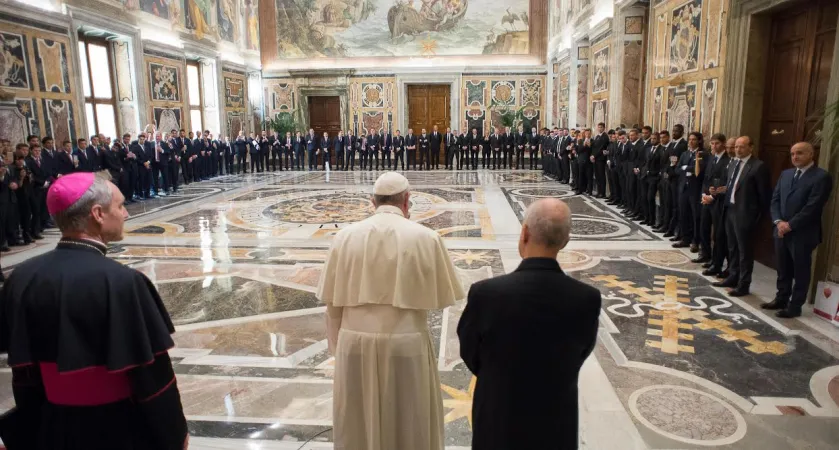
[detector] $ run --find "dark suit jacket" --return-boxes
[85,145,102,171]
[770,166,833,247]
[468,133,482,150]
[726,156,771,230]
[72,148,90,172]
[418,135,430,151]
[458,258,601,450]
[430,131,442,151]
[52,151,75,176]
[676,149,707,194]
[24,156,47,189]
[643,145,664,181]
[404,135,417,150]
[592,133,609,161]
[489,134,503,150]
[305,134,317,151]
[702,153,730,194]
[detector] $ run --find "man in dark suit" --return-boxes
[591,123,609,198]
[418,128,430,171]
[305,128,318,171]
[469,127,481,170]
[489,128,504,170]
[405,128,417,170]
[672,133,707,252]
[641,132,663,226]
[513,125,527,169]
[365,129,379,171]
[393,130,405,171]
[528,126,541,170]
[665,126,688,239]
[430,125,442,170]
[766,142,834,317]
[698,134,731,274]
[713,136,771,296]
[444,127,455,169]
[458,198,600,450]
[695,134,729,265]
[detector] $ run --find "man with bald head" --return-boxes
[766,142,833,318]
[712,136,771,297]
[458,198,601,450]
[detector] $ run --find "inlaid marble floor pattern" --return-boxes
[2,169,838,449]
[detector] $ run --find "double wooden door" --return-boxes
[756,0,837,266]
[407,85,451,164]
[308,96,341,165]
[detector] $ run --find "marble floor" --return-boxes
[2,169,839,449]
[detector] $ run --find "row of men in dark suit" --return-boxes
[540,122,833,319]
[243,124,547,172]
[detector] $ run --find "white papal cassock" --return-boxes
[317,204,465,450]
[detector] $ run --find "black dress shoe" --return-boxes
[1,245,10,252]
[32,234,44,240]
[691,256,710,264]
[727,289,750,297]
[702,267,720,276]
[761,299,788,310]
[776,309,801,318]
[702,262,713,268]
[712,279,736,288]
[669,236,681,242]
[663,232,675,238]
[716,270,730,279]
[672,242,690,248]
[689,244,699,253]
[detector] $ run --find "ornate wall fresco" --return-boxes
[264,77,296,119]
[144,52,188,132]
[0,20,79,146]
[269,0,530,59]
[576,60,588,128]
[461,74,546,135]
[592,45,609,94]
[645,0,728,136]
[223,69,248,136]
[349,76,397,135]
[621,40,643,127]
[557,62,570,128]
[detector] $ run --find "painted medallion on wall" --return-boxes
[224,77,245,109]
[273,0,530,58]
[669,0,702,75]
[149,62,181,102]
[153,107,182,132]
[592,46,609,94]
[0,32,30,90]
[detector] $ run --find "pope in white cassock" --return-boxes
[317,172,465,450]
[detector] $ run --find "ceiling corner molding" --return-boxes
[588,17,613,41]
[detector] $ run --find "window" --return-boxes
[78,35,117,139]
[187,62,203,132]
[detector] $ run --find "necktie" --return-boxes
[714,155,719,165]
[792,169,802,188]
[156,142,160,161]
[726,159,742,204]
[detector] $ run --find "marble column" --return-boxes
[613,2,647,128]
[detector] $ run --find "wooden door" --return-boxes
[308,96,341,166]
[407,85,451,164]
[757,0,838,267]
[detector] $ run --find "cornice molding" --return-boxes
[588,17,613,42]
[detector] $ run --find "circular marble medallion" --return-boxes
[628,385,747,446]
[510,187,574,198]
[570,217,630,239]
[266,193,374,224]
[638,250,691,266]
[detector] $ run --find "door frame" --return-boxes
[397,74,460,133]
[298,87,350,133]
[720,0,839,293]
